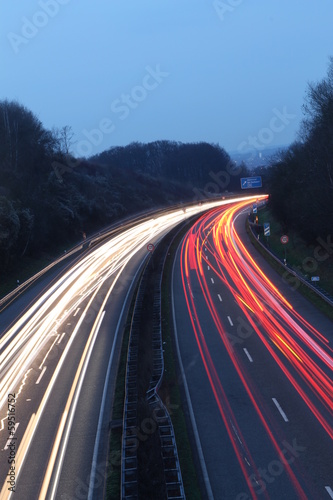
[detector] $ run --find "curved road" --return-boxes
[172,200,333,499]
[0,198,255,499]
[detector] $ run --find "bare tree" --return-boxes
[52,125,75,155]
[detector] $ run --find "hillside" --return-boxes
[0,100,249,274]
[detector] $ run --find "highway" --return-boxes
[172,200,333,499]
[0,197,256,500]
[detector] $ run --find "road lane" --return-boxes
[1,198,260,499]
[172,201,333,499]
[1,219,170,499]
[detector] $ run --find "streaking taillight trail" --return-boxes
[180,199,333,498]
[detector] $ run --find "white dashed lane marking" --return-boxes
[227,316,233,327]
[57,332,66,344]
[325,486,333,498]
[272,398,289,422]
[36,366,47,385]
[243,348,253,362]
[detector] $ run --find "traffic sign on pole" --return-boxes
[280,235,289,264]
[311,276,320,282]
[264,222,270,236]
[240,176,262,189]
[253,204,257,214]
[147,243,155,252]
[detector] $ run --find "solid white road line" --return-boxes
[217,294,222,302]
[325,486,333,498]
[36,366,47,385]
[227,316,233,326]
[243,348,253,362]
[272,398,289,422]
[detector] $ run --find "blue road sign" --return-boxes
[241,176,262,189]
[253,204,257,214]
[311,276,320,282]
[264,222,270,236]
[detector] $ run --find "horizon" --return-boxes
[2,1,333,158]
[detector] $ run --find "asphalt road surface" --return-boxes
[172,200,333,499]
[0,198,256,500]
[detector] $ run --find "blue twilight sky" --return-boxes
[1,0,333,158]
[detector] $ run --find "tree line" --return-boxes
[268,57,333,242]
[0,100,248,272]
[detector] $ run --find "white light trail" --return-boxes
[0,196,264,496]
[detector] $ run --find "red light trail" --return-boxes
[179,198,333,498]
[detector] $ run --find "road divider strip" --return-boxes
[89,254,149,500]
[121,227,186,498]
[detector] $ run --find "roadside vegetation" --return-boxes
[255,207,333,296]
[0,98,248,290]
[254,57,333,319]
[247,209,333,321]
[267,57,333,245]
[2,60,332,303]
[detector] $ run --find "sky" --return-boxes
[1,0,333,158]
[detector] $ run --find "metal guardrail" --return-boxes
[1,193,243,309]
[249,222,333,307]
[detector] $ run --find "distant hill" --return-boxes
[229,145,288,170]
[0,101,250,272]
[90,140,248,192]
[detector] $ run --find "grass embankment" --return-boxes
[0,239,78,300]
[0,255,54,299]
[248,206,333,321]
